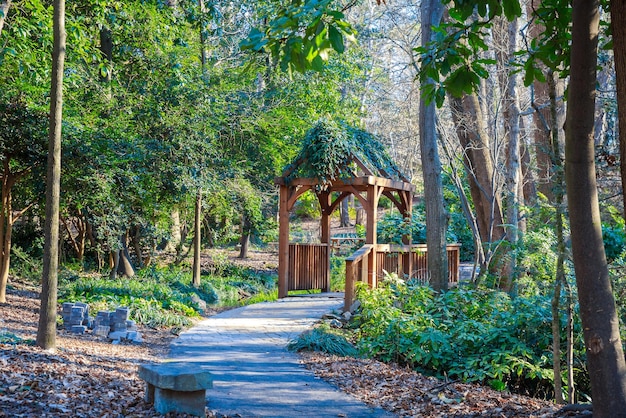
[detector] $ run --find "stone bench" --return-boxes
[138,362,213,417]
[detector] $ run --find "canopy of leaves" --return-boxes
[283,119,408,187]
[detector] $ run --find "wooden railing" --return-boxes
[344,243,461,311]
[344,244,374,311]
[376,244,461,283]
[287,243,330,292]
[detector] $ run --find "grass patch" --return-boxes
[288,323,358,357]
[59,263,278,329]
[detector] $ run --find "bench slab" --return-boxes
[138,362,212,417]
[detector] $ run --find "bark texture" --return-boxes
[419,0,448,292]
[566,1,626,414]
[36,0,65,350]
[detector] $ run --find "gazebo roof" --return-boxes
[278,119,410,187]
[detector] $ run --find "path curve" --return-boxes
[169,295,395,418]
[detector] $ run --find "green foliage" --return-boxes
[602,207,626,263]
[59,269,204,328]
[293,190,321,219]
[416,0,574,106]
[288,322,358,357]
[10,246,43,283]
[204,263,278,307]
[330,256,346,292]
[0,330,32,345]
[240,0,356,73]
[353,279,581,396]
[285,119,406,187]
[377,211,426,244]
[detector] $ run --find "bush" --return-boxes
[353,278,584,397]
[287,323,358,357]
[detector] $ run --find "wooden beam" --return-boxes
[328,191,351,215]
[352,156,374,176]
[382,190,402,211]
[275,176,415,193]
[287,185,313,211]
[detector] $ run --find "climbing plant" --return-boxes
[284,119,406,187]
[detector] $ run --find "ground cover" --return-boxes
[0,248,573,417]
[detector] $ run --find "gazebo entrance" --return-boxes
[274,120,459,310]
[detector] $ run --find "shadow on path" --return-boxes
[169,296,395,418]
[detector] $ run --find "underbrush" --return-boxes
[351,277,587,399]
[59,264,277,329]
[288,322,358,357]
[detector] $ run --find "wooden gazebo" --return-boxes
[274,121,415,306]
[275,121,461,310]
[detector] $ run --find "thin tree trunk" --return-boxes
[193,190,201,287]
[198,0,209,69]
[36,0,65,350]
[0,176,14,303]
[131,225,143,268]
[552,275,564,404]
[109,249,120,279]
[340,197,350,227]
[549,68,567,405]
[117,234,135,277]
[566,1,626,414]
[565,278,576,403]
[419,0,448,292]
[497,16,522,292]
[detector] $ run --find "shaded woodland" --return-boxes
[1,0,626,415]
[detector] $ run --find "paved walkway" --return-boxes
[168,295,394,418]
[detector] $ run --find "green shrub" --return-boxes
[293,190,321,219]
[353,278,582,397]
[288,323,358,357]
[603,208,626,263]
[377,211,426,244]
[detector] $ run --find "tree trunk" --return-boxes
[0,173,15,304]
[130,225,143,268]
[420,0,448,292]
[551,275,564,404]
[611,0,626,223]
[340,197,350,227]
[109,249,120,279]
[166,208,182,253]
[449,93,506,279]
[193,190,201,287]
[0,0,11,38]
[565,1,626,414]
[239,211,251,259]
[117,235,135,277]
[36,0,65,350]
[496,15,522,291]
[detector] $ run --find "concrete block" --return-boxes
[138,362,212,417]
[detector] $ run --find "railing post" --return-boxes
[344,260,355,311]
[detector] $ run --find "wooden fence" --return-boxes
[344,243,461,310]
[287,243,330,292]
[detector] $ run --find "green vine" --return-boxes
[284,119,407,187]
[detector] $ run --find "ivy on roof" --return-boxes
[282,119,408,186]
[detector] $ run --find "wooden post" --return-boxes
[278,185,290,298]
[401,190,413,279]
[344,260,355,311]
[366,185,378,288]
[318,191,332,292]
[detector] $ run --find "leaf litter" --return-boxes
[1,288,578,417]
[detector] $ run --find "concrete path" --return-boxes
[169,295,395,418]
